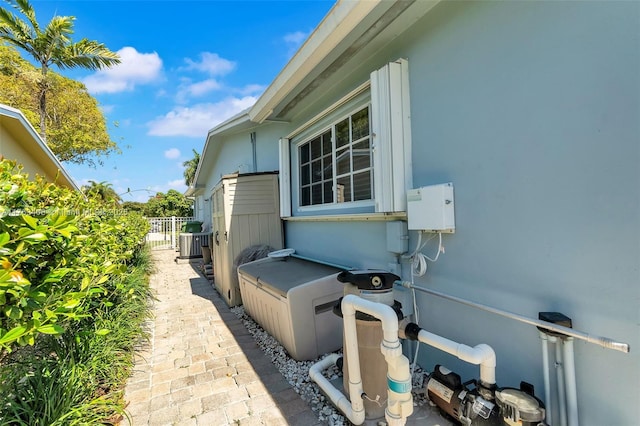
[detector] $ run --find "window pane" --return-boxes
[336,148,350,176]
[311,184,323,205]
[300,143,310,164]
[337,176,352,203]
[352,138,370,171]
[323,154,333,178]
[301,187,310,206]
[352,107,369,140]
[323,182,333,203]
[353,170,371,201]
[311,159,322,183]
[336,118,350,148]
[310,137,322,160]
[322,130,332,155]
[301,164,310,186]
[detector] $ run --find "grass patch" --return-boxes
[0,246,154,425]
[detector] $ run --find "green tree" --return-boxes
[144,190,192,217]
[182,149,200,187]
[82,180,121,205]
[121,201,146,214]
[0,0,120,140]
[0,44,119,165]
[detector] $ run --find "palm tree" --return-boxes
[183,149,201,187]
[83,180,121,205]
[0,0,120,140]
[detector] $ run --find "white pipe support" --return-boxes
[342,294,403,358]
[562,337,579,426]
[417,329,497,385]
[385,352,414,426]
[308,353,366,425]
[340,297,366,424]
[555,340,568,426]
[539,331,553,424]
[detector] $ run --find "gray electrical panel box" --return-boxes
[406,183,455,232]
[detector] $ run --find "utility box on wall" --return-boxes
[406,183,455,232]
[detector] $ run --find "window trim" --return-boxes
[296,104,373,210]
[279,59,412,218]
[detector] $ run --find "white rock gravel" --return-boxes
[230,306,433,425]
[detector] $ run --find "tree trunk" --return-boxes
[38,64,47,141]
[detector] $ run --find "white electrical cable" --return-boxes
[411,232,443,277]
[406,231,445,374]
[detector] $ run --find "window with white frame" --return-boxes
[279,58,411,217]
[298,106,372,206]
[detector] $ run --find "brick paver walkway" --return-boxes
[123,249,322,426]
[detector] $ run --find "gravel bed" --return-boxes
[230,306,432,425]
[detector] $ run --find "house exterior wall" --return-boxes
[0,124,57,182]
[282,1,638,425]
[199,122,287,230]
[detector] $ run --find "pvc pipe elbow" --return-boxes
[342,294,401,350]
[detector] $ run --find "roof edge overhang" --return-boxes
[248,0,384,123]
[0,104,80,191]
[248,0,440,124]
[188,110,255,194]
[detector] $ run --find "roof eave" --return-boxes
[248,0,383,123]
[0,104,81,191]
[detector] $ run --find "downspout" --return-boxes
[250,131,257,173]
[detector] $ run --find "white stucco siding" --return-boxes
[282,1,638,424]
[398,2,638,425]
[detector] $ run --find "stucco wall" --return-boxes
[284,1,639,424]
[0,125,56,182]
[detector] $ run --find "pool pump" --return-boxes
[426,365,547,426]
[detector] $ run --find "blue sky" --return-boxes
[28,0,334,202]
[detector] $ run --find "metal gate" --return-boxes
[145,216,194,250]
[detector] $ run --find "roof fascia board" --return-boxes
[248,0,384,123]
[0,104,80,191]
[191,111,254,191]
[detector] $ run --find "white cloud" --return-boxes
[164,148,181,159]
[238,84,266,96]
[284,31,308,46]
[283,31,309,56]
[147,96,257,138]
[100,104,115,114]
[183,52,235,76]
[83,47,163,94]
[168,179,186,189]
[176,78,222,103]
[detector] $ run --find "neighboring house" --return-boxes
[190,1,639,424]
[0,103,79,190]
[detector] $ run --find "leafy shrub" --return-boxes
[0,159,153,424]
[0,159,149,351]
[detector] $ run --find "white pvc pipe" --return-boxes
[562,338,579,426]
[556,341,568,426]
[309,354,365,425]
[416,329,496,386]
[539,332,553,425]
[341,294,413,425]
[342,294,402,354]
[398,282,630,353]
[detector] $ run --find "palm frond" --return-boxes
[0,8,37,58]
[54,39,120,70]
[6,0,39,32]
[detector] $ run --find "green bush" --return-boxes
[0,160,153,424]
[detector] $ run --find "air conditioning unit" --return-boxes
[178,232,209,259]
